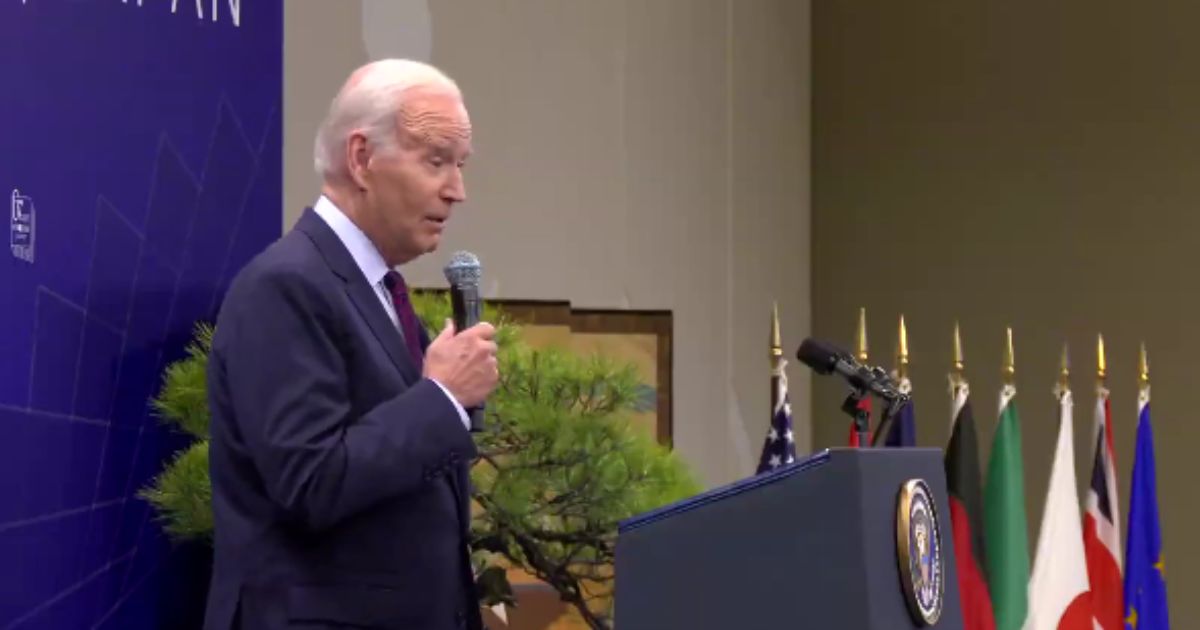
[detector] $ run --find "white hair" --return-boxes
[313,58,461,181]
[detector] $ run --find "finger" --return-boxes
[470,341,498,362]
[468,322,496,339]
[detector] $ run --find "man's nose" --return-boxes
[443,168,466,203]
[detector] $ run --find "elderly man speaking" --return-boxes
[203,59,498,630]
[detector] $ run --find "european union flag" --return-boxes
[1123,392,1170,630]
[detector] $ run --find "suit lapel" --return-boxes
[296,208,422,383]
[297,208,470,530]
[345,281,422,383]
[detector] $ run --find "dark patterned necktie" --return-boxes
[383,270,424,370]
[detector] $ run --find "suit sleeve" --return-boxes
[217,268,477,532]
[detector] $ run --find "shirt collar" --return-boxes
[312,195,392,287]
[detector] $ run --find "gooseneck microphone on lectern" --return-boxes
[443,251,486,432]
[796,337,911,446]
[795,338,905,403]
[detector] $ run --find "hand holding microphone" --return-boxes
[424,320,497,408]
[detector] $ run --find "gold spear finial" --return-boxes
[1097,334,1107,384]
[953,321,965,377]
[856,307,869,362]
[771,301,782,358]
[896,315,909,380]
[1003,327,1016,384]
[1059,342,1070,390]
[1139,342,1150,388]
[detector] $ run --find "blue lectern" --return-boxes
[614,448,965,629]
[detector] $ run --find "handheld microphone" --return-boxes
[796,337,906,403]
[443,251,486,432]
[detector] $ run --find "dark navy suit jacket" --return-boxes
[203,208,480,630]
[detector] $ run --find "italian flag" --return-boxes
[1023,385,1093,629]
[945,379,995,630]
[1083,385,1123,630]
[984,384,1030,630]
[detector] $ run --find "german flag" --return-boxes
[945,323,995,630]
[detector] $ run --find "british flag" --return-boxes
[1083,383,1123,630]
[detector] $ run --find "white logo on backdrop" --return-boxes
[10,188,35,263]
[119,0,242,27]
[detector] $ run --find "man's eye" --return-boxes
[429,156,445,167]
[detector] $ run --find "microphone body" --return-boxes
[448,282,482,337]
[796,338,905,402]
[797,337,912,447]
[444,251,486,432]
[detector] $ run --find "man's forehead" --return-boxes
[399,94,471,145]
[400,89,468,120]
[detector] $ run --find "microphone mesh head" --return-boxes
[443,250,481,287]
[796,338,844,375]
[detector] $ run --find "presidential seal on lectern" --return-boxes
[896,478,945,626]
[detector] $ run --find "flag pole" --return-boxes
[853,308,871,446]
[952,321,965,388]
[1003,326,1016,387]
[1059,342,1070,392]
[771,302,782,360]
[1138,342,1149,391]
[771,302,782,419]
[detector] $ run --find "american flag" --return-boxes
[757,355,796,473]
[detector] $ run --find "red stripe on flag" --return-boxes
[1082,514,1123,630]
[950,497,996,630]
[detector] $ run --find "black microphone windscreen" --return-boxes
[796,338,845,375]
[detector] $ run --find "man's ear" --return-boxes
[346,131,372,191]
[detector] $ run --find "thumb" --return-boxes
[434,318,456,342]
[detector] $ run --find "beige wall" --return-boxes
[285,0,811,488]
[813,1,1194,620]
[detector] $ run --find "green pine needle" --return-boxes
[138,440,213,542]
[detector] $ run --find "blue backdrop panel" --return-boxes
[0,1,282,627]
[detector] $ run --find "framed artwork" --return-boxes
[490,299,673,447]
[475,299,674,630]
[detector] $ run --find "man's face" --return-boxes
[361,88,472,265]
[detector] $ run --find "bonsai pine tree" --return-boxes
[141,293,700,629]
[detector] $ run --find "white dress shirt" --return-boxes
[312,195,470,430]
